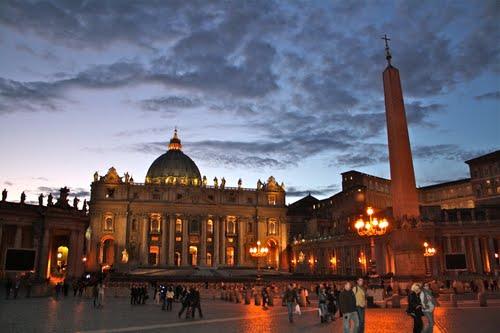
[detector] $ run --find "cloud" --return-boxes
[287,184,340,198]
[405,102,446,127]
[36,186,89,197]
[475,90,500,101]
[3,181,14,186]
[139,96,201,112]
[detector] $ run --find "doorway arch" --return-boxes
[266,239,279,269]
[100,235,115,266]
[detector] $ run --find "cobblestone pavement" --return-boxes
[1,296,499,333]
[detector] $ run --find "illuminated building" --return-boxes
[86,130,288,272]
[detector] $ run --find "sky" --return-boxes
[0,0,498,205]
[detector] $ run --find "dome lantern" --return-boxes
[168,128,182,151]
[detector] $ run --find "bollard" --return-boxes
[244,291,251,305]
[478,292,487,307]
[450,294,458,307]
[254,294,261,306]
[391,294,401,308]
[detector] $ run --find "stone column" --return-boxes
[141,217,148,265]
[14,226,22,248]
[75,231,85,277]
[182,218,188,266]
[466,237,476,272]
[200,217,207,266]
[67,230,78,277]
[238,218,245,266]
[38,228,51,279]
[160,215,168,266]
[220,217,226,266]
[446,236,452,253]
[481,237,491,272]
[473,236,483,274]
[488,237,497,272]
[168,215,175,265]
[213,217,220,266]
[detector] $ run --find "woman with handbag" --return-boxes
[407,283,424,333]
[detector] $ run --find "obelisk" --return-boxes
[382,35,420,219]
[382,35,425,276]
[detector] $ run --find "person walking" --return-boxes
[261,287,269,310]
[353,278,367,333]
[318,284,328,323]
[407,283,424,333]
[421,282,436,333]
[178,288,192,319]
[191,287,203,319]
[5,278,12,299]
[339,282,359,333]
[282,283,299,323]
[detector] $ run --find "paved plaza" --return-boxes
[1,295,500,333]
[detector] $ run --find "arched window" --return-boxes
[150,218,160,233]
[189,246,198,266]
[175,219,182,233]
[104,217,113,231]
[207,219,213,234]
[206,253,212,267]
[189,220,200,234]
[227,219,236,234]
[268,219,277,235]
[226,247,235,266]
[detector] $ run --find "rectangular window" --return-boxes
[226,247,235,266]
[268,195,276,205]
[175,219,182,233]
[175,236,182,242]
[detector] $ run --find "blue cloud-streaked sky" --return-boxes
[0,0,498,204]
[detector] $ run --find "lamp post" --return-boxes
[249,241,268,280]
[423,242,436,276]
[354,207,389,274]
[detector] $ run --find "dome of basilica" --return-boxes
[145,129,201,185]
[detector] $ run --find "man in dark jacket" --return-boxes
[191,287,203,318]
[338,282,359,333]
[282,283,299,323]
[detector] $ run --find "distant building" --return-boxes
[466,150,500,207]
[0,188,88,281]
[419,179,474,210]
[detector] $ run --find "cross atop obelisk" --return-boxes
[381,34,392,66]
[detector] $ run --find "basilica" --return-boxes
[85,130,288,273]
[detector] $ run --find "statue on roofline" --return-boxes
[38,193,44,206]
[2,189,7,202]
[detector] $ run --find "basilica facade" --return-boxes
[86,130,288,273]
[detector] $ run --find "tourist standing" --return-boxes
[339,282,359,333]
[282,283,299,323]
[92,284,99,308]
[421,282,436,333]
[304,287,311,306]
[407,283,424,333]
[166,286,174,311]
[261,287,269,310]
[178,288,192,319]
[97,283,105,308]
[13,278,21,299]
[353,278,367,333]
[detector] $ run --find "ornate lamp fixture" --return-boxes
[249,241,269,276]
[354,207,389,236]
[423,242,437,257]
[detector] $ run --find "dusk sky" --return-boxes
[0,0,498,205]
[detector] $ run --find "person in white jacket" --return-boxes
[420,282,436,333]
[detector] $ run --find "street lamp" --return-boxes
[423,241,437,276]
[423,242,437,257]
[354,207,389,274]
[249,241,268,279]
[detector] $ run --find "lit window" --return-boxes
[175,219,182,233]
[226,247,235,266]
[174,252,181,267]
[104,217,113,231]
[175,236,182,242]
[150,218,160,233]
[189,246,198,266]
[207,237,213,243]
[227,219,236,234]
[268,219,277,235]
[149,246,159,265]
[207,219,213,234]
[206,253,212,266]
[268,195,276,205]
